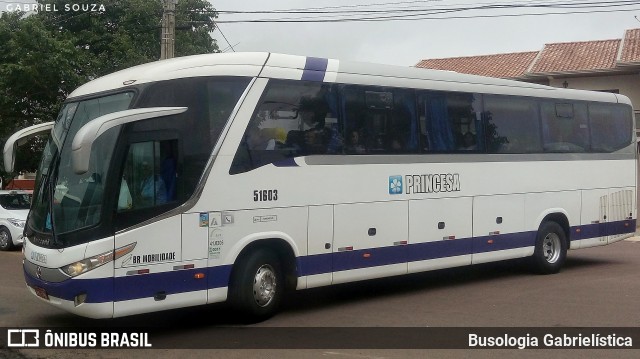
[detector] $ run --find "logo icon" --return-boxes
[389,176,403,195]
[7,329,40,347]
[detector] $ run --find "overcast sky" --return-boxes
[209,0,640,66]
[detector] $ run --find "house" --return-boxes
[417,30,640,215]
[416,28,640,129]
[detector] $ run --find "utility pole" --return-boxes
[160,0,177,60]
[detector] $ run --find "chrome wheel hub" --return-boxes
[543,232,561,264]
[253,264,277,307]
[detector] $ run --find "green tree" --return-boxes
[36,0,219,77]
[0,0,219,180]
[0,11,86,173]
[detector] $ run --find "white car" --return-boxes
[0,190,31,251]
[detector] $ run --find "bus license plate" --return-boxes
[34,287,49,300]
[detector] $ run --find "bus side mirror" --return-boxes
[71,107,187,175]
[3,122,55,173]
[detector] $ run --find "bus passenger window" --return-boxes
[230,80,340,174]
[589,104,632,152]
[419,91,482,153]
[343,87,417,155]
[484,96,541,153]
[541,102,589,152]
[118,140,178,212]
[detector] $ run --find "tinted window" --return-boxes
[589,104,633,152]
[419,91,482,152]
[138,77,250,197]
[231,81,340,173]
[118,140,178,212]
[0,194,31,210]
[484,96,541,153]
[343,86,417,154]
[541,102,589,152]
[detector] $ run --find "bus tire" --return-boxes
[230,249,284,321]
[0,227,14,251]
[531,221,567,274]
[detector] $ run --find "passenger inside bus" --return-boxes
[140,161,167,206]
[346,130,366,154]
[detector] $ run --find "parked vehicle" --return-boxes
[0,190,31,251]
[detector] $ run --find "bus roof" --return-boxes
[68,52,627,105]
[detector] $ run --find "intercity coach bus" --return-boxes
[4,52,636,320]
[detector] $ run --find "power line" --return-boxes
[200,0,640,23]
[215,23,235,52]
[210,0,640,14]
[207,8,640,23]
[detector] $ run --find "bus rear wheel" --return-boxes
[531,221,567,274]
[230,249,284,321]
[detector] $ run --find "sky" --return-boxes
[2,0,640,66]
[208,0,640,66]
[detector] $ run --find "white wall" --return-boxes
[548,73,640,113]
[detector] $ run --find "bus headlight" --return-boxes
[60,243,136,277]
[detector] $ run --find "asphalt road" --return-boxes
[1,239,640,358]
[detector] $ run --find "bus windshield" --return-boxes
[29,92,135,238]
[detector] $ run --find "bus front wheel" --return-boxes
[531,221,567,274]
[230,249,284,321]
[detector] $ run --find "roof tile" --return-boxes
[530,40,620,73]
[416,28,640,78]
[416,52,538,78]
[620,28,640,63]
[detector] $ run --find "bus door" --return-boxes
[112,137,208,317]
[332,201,408,284]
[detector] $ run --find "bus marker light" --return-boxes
[487,239,494,244]
[489,231,500,235]
[127,269,149,275]
[443,235,456,240]
[194,273,205,279]
[363,253,371,258]
[576,228,581,233]
[394,241,408,246]
[173,264,195,270]
[338,247,353,252]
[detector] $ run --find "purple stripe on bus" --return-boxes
[273,158,299,167]
[25,219,636,303]
[301,57,328,82]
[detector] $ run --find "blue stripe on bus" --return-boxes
[301,57,328,82]
[24,269,113,303]
[273,158,299,167]
[472,231,537,253]
[24,219,636,304]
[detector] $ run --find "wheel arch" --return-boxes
[227,232,299,291]
[536,211,571,249]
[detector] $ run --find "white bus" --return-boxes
[5,53,636,320]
